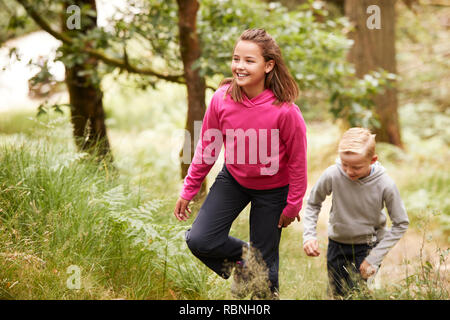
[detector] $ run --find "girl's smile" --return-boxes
[231,40,274,99]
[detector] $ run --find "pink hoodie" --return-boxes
[180,84,307,218]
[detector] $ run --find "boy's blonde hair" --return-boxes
[338,127,376,158]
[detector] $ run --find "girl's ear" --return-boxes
[265,60,275,74]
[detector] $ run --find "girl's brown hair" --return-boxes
[220,28,299,105]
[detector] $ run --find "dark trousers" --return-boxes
[326,238,375,297]
[185,165,289,292]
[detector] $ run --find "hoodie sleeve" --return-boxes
[365,180,409,267]
[279,105,308,218]
[180,91,223,201]
[302,168,333,244]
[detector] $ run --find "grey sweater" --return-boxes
[303,160,409,267]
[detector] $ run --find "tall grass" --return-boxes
[0,89,448,300]
[0,117,229,299]
[343,212,449,300]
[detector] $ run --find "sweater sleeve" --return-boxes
[302,168,333,244]
[180,91,223,201]
[279,106,308,218]
[365,181,409,267]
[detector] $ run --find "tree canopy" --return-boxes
[7,0,394,129]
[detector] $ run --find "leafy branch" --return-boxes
[15,0,186,84]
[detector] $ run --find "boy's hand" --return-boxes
[278,213,300,228]
[174,197,191,222]
[359,259,376,279]
[303,239,320,257]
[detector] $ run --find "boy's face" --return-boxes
[339,152,377,181]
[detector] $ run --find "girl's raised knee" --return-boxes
[185,229,210,254]
[186,229,227,255]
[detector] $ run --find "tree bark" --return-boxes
[345,0,403,147]
[65,64,110,157]
[177,0,207,197]
[62,0,111,158]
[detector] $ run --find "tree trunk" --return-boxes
[177,0,207,198]
[345,0,403,147]
[65,65,110,157]
[63,0,111,158]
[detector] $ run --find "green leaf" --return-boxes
[37,104,48,117]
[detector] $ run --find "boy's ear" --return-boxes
[371,154,378,164]
[265,60,275,73]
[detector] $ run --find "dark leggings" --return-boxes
[185,165,289,292]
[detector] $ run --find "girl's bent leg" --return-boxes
[185,167,250,278]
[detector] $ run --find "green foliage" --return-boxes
[0,0,37,44]
[401,102,450,143]
[197,0,392,126]
[0,114,229,299]
[7,0,392,127]
[402,171,450,239]
[396,1,449,110]
[392,102,450,238]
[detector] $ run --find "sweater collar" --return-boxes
[335,158,385,184]
[241,88,275,108]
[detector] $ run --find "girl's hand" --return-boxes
[303,239,320,257]
[277,212,300,229]
[174,197,192,222]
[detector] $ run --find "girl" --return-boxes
[173,29,307,298]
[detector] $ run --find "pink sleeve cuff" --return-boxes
[180,190,195,201]
[282,204,301,218]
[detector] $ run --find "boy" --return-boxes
[303,127,409,297]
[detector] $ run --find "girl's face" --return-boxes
[231,40,274,98]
